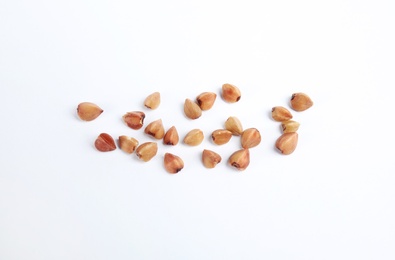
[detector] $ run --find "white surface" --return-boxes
[1,0,394,259]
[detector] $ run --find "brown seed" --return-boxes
[221,83,241,103]
[290,92,313,111]
[118,135,139,154]
[224,116,243,136]
[164,153,184,173]
[211,129,232,145]
[184,98,202,119]
[228,149,250,171]
[163,126,179,145]
[144,92,161,109]
[202,149,222,168]
[77,102,103,121]
[123,111,145,130]
[183,129,204,146]
[241,128,261,149]
[135,142,158,162]
[271,106,293,122]
[94,133,116,152]
[144,119,165,139]
[281,120,300,133]
[275,132,298,155]
[196,92,217,110]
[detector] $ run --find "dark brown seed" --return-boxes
[123,111,145,130]
[95,133,116,152]
[163,126,179,145]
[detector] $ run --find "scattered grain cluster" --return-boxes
[77,84,313,173]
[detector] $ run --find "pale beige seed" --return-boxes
[135,142,158,162]
[144,119,165,139]
[183,129,204,146]
[164,153,184,174]
[271,106,293,122]
[241,128,261,149]
[211,129,232,145]
[221,83,241,103]
[225,116,243,136]
[184,98,202,119]
[202,149,222,169]
[196,92,217,110]
[123,111,145,130]
[281,120,300,133]
[275,132,298,155]
[290,92,313,111]
[118,135,139,154]
[77,102,103,121]
[163,126,179,145]
[94,133,116,152]
[228,149,250,171]
[144,92,161,109]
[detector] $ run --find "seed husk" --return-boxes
[123,111,145,130]
[281,120,300,133]
[183,129,204,146]
[228,149,250,171]
[144,92,161,110]
[275,132,298,155]
[240,128,261,149]
[95,133,116,152]
[118,135,139,154]
[135,142,158,162]
[144,119,165,139]
[164,153,184,173]
[202,149,222,168]
[221,83,241,103]
[290,92,313,111]
[211,129,232,145]
[77,102,103,121]
[196,92,217,110]
[163,126,179,145]
[271,106,293,122]
[224,116,243,136]
[184,98,202,119]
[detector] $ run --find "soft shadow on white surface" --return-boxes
[1,0,394,260]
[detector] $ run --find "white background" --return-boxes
[1,0,394,259]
